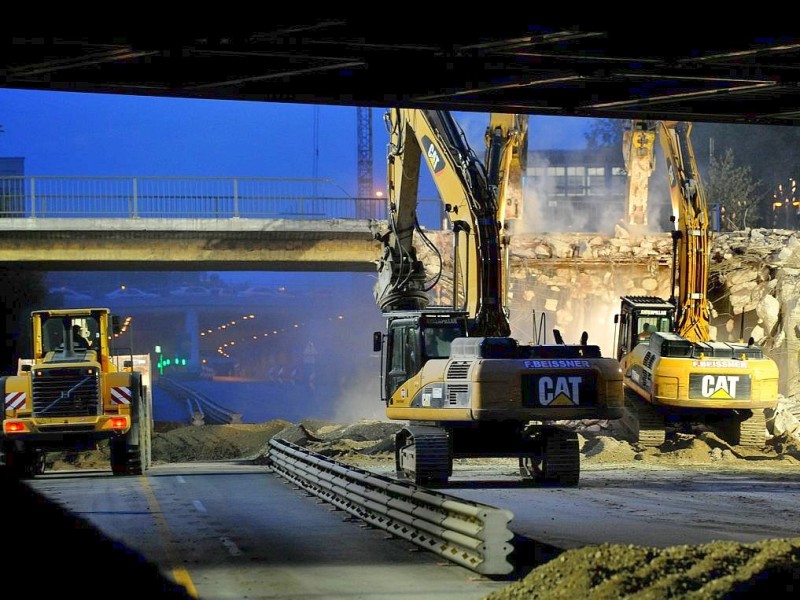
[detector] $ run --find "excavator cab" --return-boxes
[376,310,468,403]
[615,296,675,361]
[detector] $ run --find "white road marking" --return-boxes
[192,500,207,513]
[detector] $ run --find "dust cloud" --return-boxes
[331,362,386,423]
[507,289,622,358]
[302,273,387,423]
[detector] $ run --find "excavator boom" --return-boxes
[372,108,509,337]
[658,121,710,342]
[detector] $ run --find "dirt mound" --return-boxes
[50,417,800,472]
[151,420,293,462]
[486,538,800,599]
[581,436,639,463]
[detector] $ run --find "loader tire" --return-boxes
[5,446,45,479]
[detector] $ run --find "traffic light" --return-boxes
[155,345,187,374]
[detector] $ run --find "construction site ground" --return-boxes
[44,402,800,599]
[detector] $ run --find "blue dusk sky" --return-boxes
[0,88,597,289]
[0,87,596,194]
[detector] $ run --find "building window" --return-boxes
[586,167,605,196]
[610,166,627,198]
[529,166,566,196]
[548,166,566,196]
[567,166,585,196]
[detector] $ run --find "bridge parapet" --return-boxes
[0,176,386,220]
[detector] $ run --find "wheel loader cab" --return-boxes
[40,314,100,362]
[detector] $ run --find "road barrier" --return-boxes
[267,437,515,576]
[156,377,242,425]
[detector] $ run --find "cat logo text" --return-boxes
[689,373,751,400]
[702,375,739,399]
[538,376,583,406]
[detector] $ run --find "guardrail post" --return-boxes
[132,177,139,218]
[233,178,239,218]
[30,177,36,217]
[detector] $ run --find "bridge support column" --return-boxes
[185,308,201,373]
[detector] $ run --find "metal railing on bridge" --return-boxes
[0,176,399,220]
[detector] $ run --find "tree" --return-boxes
[705,148,762,231]
[585,118,625,149]
[0,266,46,374]
[693,122,800,225]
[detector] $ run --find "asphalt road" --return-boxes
[22,457,800,599]
[152,376,384,425]
[26,462,511,599]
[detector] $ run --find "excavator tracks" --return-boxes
[626,388,666,447]
[395,425,452,486]
[734,410,768,448]
[519,427,580,487]
[706,409,768,448]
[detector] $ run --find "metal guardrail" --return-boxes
[0,176,448,225]
[0,176,388,220]
[156,377,241,425]
[267,437,515,576]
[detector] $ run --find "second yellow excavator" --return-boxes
[615,120,779,447]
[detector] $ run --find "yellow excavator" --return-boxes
[615,120,780,447]
[370,108,624,486]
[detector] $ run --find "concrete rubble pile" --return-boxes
[416,227,800,434]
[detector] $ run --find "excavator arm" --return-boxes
[622,120,657,226]
[371,108,510,337]
[485,113,528,226]
[658,120,710,342]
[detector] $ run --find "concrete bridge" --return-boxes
[0,216,382,272]
[0,176,409,271]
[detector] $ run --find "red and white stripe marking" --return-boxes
[111,386,132,405]
[4,391,26,410]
